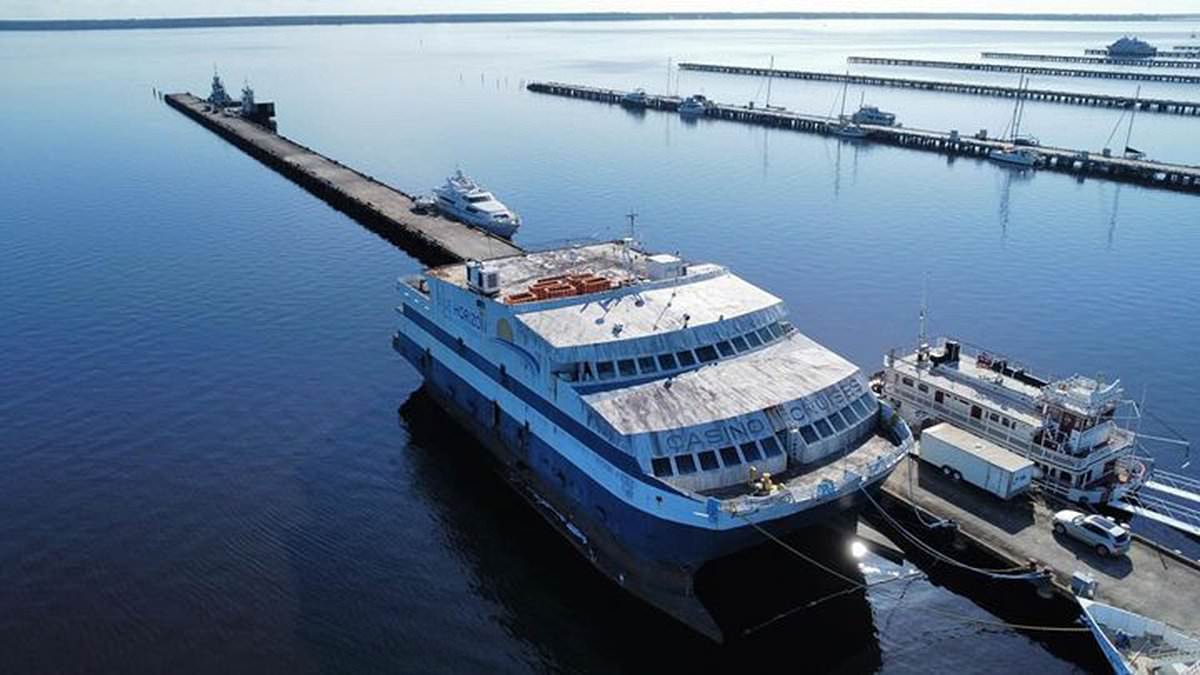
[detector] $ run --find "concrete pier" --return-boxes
[847,56,1200,84]
[528,82,1200,194]
[881,456,1200,636]
[678,62,1200,116]
[164,93,522,264]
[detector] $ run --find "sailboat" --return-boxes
[989,76,1039,168]
[828,74,868,140]
[760,55,786,111]
[1122,86,1146,160]
[1077,598,1200,675]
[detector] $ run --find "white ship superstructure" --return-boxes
[880,338,1146,504]
[433,171,521,239]
[393,242,912,639]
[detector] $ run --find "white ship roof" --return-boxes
[889,353,1043,427]
[517,271,780,348]
[582,332,860,435]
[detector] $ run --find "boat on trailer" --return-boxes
[1077,597,1200,674]
[394,241,913,640]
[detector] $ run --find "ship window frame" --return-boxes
[934,390,945,404]
[676,350,698,367]
[798,425,820,444]
[637,356,658,374]
[829,411,849,433]
[695,345,719,363]
[674,454,697,475]
[698,450,720,471]
[814,419,834,438]
[841,405,861,425]
[617,359,638,377]
[989,412,1000,423]
[759,436,783,457]
[902,377,914,387]
[850,398,868,417]
[716,341,735,358]
[767,323,784,339]
[918,383,929,393]
[719,446,742,466]
[580,362,595,381]
[596,361,616,380]
[731,336,749,352]
[744,331,764,348]
[1001,417,1011,428]
[970,405,983,420]
[756,328,774,343]
[657,353,678,371]
[651,457,674,477]
[740,442,763,462]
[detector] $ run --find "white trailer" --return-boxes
[918,423,1036,500]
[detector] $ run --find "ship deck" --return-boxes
[705,433,899,501]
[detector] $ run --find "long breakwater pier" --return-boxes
[164,93,521,263]
[527,82,1200,193]
[677,62,1200,115]
[982,51,1200,69]
[1086,48,1200,59]
[847,55,1200,84]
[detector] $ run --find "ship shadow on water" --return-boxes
[397,388,886,672]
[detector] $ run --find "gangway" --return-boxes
[1112,482,1200,539]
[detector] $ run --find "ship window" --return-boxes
[829,412,848,432]
[744,331,763,348]
[676,350,697,367]
[651,457,673,477]
[841,405,860,424]
[859,394,876,411]
[799,425,820,444]
[637,356,658,374]
[970,405,983,420]
[657,353,678,370]
[760,436,783,457]
[596,362,616,380]
[731,336,749,352]
[902,377,914,387]
[674,454,697,475]
[740,442,763,462]
[1001,418,1011,428]
[814,419,834,438]
[719,446,742,466]
[716,341,735,357]
[580,362,595,381]
[851,398,869,417]
[698,451,720,471]
[989,412,1000,423]
[618,359,637,377]
[768,323,785,338]
[934,390,945,404]
[695,345,719,363]
[918,383,929,393]
[757,328,774,343]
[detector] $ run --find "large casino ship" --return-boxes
[392,241,912,640]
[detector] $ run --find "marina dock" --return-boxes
[1087,48,1200,59]
[879,456,1200,636]
[528,82,1200,194]
[164,93,522,264]
[846,56,1200,84]
[678,62,1200,115]
[982,51,1200,69]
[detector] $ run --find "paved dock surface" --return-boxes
[165,93,522,264]
[882,456,1200,635]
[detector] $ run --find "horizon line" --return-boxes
[5,11,1200,31]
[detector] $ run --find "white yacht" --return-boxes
[851,105,896,127]
[988,146,1039,167]
[1078,598,1200,674]
[394,242,912,640]
[677,94,710,117]
[432,171,521,239]
[880,338,1150,505]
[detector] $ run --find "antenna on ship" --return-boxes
[623,210,638,280]
[917,275,930,367]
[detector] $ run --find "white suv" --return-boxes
[1052,510,1132,557]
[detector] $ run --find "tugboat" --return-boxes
[394,240,913,640]
[432,170,521,239]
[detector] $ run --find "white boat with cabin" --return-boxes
[394,241,913,640]
[677,94,710,117]
[621,88,649,107]
[989,146,1039,167]
[990,75,1039,168]
[432,170,521,239]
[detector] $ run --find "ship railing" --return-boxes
[1124,489,1200,536]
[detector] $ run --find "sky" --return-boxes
[6,1,1200,20]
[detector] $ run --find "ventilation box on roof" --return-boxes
[466,260,500,296]
[646,254,684,281]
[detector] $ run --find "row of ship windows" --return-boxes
[651,435,786,477]
[898,376,1018,429]
[566,321,794,383]
[650,393,878,478]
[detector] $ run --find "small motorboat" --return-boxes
[988,146,1038,168]
[677,94,710,117]
[621,88,649,107]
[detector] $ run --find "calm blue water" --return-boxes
[2,18,1198,673]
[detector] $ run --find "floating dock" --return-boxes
[879,456,1200,636]
[164,93,522,264]
[677,62,1200,116]
[847,56,1200,84]
[527,82,1200,194]
[982,51,1200,69]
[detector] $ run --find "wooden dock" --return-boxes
[880,456,1200,636]
[677,62,1200,116]
[1087,48,1200,59]
[164,93,522,264]
[983,51,1200,69]
[847,56,1200,84]
[528,82,1200,194]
